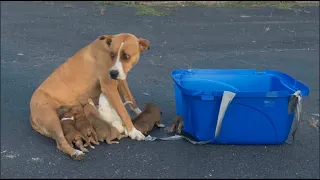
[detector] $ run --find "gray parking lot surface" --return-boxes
[1,1,319,179]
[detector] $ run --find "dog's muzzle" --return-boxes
[109,70,119,80]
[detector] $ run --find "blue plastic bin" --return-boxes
[172,69,310,145]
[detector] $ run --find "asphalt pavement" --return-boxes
[1,1,319,179]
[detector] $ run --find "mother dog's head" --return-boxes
[96,33,150,80]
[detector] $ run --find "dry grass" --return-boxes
[63,3,74,8]
[45,1,54,6]
[94,1,319,16]
[309,117,319,130]
[97,1,319,7]
[100,6,105,16]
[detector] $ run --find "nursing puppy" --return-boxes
[57,106,89,153]
[132,103,165,135]
[84,98,126,144]
[71,105,99,148]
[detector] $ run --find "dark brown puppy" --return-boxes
[70,105,99,148]
[168,116,184,135]
[57,106,89,153]
[132,103,165,135]
[83,99,125,144]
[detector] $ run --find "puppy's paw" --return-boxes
[93,141,100,146]
[71,150,85,160]
[81,147,89,153]
[90,145,95,149]
[128,128,145,141]
[157,124,166,128]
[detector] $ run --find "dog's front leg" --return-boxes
[100,78,145,141]
[118,79,142,115]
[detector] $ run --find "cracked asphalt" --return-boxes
[1,1,319,179]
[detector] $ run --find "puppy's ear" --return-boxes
[138,38,150,52]
[98,35,113,46]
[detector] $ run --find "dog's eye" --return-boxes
[110,52,115,59]
[123,53,130,60]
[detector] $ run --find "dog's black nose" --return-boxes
[109,70,119,79]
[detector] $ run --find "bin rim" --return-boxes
[171,68,310,98]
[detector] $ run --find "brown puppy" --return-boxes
[57,106,89,153]
[168,116,184,135]
[83,99,124,144]
[30,33,150,160]
[71,105,99,148]
[132,103,165,135]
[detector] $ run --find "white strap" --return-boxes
[145,135,211,145]
[215,91,236,138]
[286,90,302,144]
[291,91,303,141]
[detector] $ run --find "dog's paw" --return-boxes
[128,128,145,141]
[90,145,95,149]
[71,150,85,160]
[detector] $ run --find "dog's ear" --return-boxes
[138,38,150,52]
[98,35,113,46]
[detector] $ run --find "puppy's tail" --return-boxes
[88,98,97,110]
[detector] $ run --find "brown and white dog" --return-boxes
[29,33,150,160]
[132,103,165,135]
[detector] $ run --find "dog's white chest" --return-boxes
[98,93,125,134]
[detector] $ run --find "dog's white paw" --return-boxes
[90,145,95,149]
[157,124,166,128]
[128,128,145,141]
[71,150,85,160]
